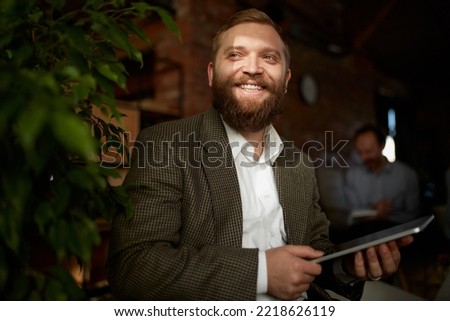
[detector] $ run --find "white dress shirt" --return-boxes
[222,120,308,300]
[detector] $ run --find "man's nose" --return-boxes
[242,56,262,75]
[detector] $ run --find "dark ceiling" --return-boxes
[241,0,450,98]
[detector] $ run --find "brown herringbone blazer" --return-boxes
[106,108,363,300]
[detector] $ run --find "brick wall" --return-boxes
[278,43,378,163]
[139,0,416,165]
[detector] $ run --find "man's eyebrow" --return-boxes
[223,45,246,53]
[223,45,282,57]
[260,47,282,58]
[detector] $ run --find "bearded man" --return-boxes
[107,8,411,301]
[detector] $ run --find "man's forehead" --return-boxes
[219,22,284,49]
[356,132,381,148]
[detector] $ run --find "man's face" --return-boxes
[354,131,385,171]
[207,22,291,132]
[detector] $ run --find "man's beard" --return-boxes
[212,74,286,132]
[365,156,384,171]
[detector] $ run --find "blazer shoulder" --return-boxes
[137,108,226,148]
[138,109,213,140]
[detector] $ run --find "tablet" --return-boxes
[312,214,435,263]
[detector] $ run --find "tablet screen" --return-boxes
[312,214,435,263]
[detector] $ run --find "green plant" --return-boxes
[0,0,179,300]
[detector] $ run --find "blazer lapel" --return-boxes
[273,146,308,245]
[199,109,243,248]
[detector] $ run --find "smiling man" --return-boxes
[107,8,412,301]
[208,20,290,162]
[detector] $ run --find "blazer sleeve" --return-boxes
[275,147,364,301]
[309,169,364,301]
[106,126,259,300]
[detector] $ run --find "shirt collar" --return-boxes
[382,160,394,172]
[221,118,284,164]
[363,157,394,175]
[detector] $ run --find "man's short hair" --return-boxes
[353,124,387,146]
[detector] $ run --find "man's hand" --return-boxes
[266,245,324,300]
[343,235,413,280]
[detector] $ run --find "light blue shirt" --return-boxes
[344,160,420,224]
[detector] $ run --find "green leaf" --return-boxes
[72,74,97,102]
[131,2,152,16]
[0,0,15,13]
[108,123,123,138]
[92,69,116,95]
[47,220,69,261]
[96,63,119,83]
[52,182,71,215]
[104,23,133,54]
[67,217,100,261]
[51,111,96,159]
[112,185,132,209]
[0,248,9,291]
[131,3,181,41]
[50,0,67,11]
[16,106,47,151]
[91,91,117,111]
[65,26,92,54]
[28,274,46,300]
[129,46,143,66]
[45,279,68,300]
[66,48,89,74]
[86,0,107,8]
[87,10,109,26]
[123,18,150,44]
[46,267,85,300]
[0,33,13,48]
[8,273,30,300]
[86,162,107,189]
[27,9,43,24]
[95,41,119,61]
[106,62,127,89]
[0,207,23,252]
[99,166,121,179]
[9,41,34,66]
[67,168,94,192]
[151,6,181,41]
[34,202,54,235]
[60,65,80,79]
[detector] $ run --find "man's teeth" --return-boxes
[239,84,262,91]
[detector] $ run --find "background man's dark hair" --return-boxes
[353,124,387,146]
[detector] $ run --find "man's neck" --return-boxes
[372,156,388,174]
[241,129,266,161]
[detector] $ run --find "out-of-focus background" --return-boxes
[113,0,450,202]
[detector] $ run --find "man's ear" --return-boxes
[284,69,292,92]
[207,62,214,87]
